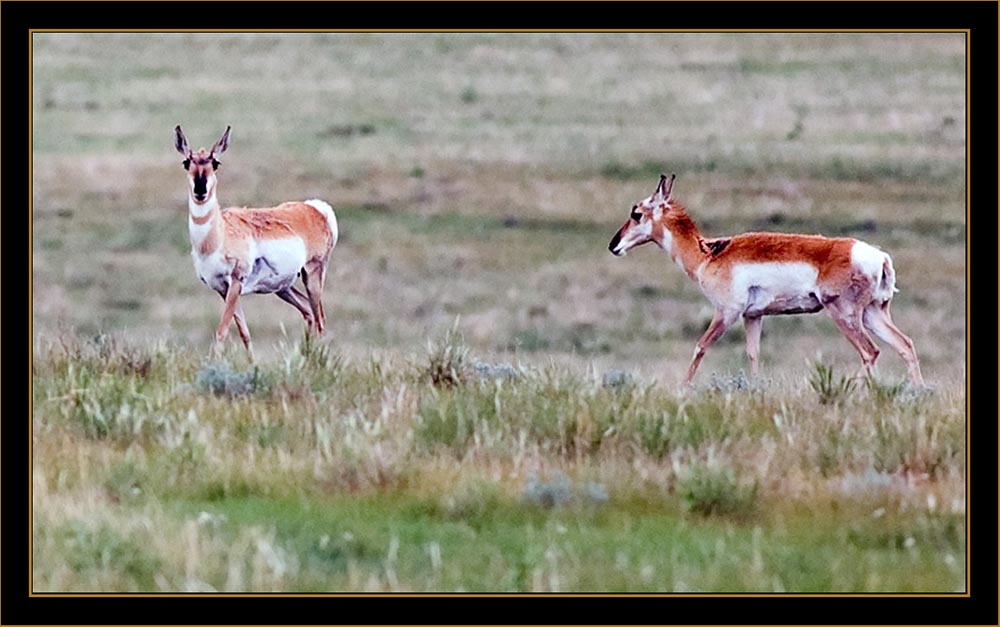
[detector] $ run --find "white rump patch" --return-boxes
[850,240,887,281]
[305,198,339,247]
[852,240,896,301]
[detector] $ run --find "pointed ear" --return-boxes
[656,172,676,201]
[174,125,190,156]
[211,125,231,157]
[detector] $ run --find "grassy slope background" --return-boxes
[31,32,966,592]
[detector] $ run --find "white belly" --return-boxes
[241,238,308,294]
[192,238,307,295]
[731,262,823,316]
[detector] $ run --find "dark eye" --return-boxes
[212,159,220,170]
[182,159,191,169]
[631,208,643,221]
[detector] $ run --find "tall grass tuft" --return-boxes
[92,334,154,379]
[424,320,470,388]
[808,361,858,405]
[55,364,155,440]
[56,521,162,590]
[297,328,344,373]
[53,332,154,379]
[864,375,909,406]
[678,463,759,520]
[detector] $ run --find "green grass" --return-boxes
[31,333,965,592]
[128,490,957,593]
[32,32,966,592]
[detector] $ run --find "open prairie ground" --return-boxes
[31,32,967,592]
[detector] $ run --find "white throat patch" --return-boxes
[655,226,686,272]
[188,193,218,219]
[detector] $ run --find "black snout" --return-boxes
[193,174,208,198]
[608,231,622,255]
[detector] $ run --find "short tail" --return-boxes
[877,255,899,303]
[305,198,339,248]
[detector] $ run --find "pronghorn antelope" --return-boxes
[175,125,338,361]
[608,173,924,386]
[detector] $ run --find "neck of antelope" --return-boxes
[188,187,222,253]
[656,212,705,281]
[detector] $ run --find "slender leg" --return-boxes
[316,262,329,328]
[825,302,880,377]
[743,315,763,378]
[301,261,327,334]
[217,288,254,361]
[684,309,739,385]
[276,286,315,330]
[214,277,244,356]
[232,304,255,362]
[863,302,924,386]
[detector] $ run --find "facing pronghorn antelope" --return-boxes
[175,125,339,361]
[609,173,924,387]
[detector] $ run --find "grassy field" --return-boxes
[31,32,967,592]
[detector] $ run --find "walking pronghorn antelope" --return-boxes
[175,125,339,361]
[608,173,924,386]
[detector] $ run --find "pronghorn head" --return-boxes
[608,173,676,256]
[175,125,230,205]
